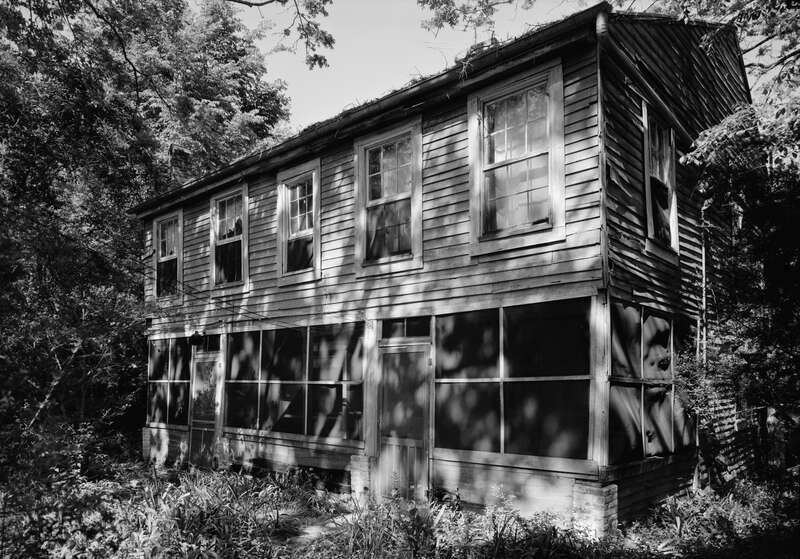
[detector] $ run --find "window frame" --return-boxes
[209,185,249,294]
[222,323,366,446]
[608,301,695,464]
[276,159,322,286]
[354,118,423,276]
[432,299,593,468]
[468,58,565,256]
[146,336,191,430]
[152,209,182,302]
[642,101,680,259]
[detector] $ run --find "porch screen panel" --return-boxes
[224,331,260,430]
[609,383,643,464]
[611,303,641,378]
[434,299,590,458]
[147,338,190,426]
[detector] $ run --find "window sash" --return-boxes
[157,218,179,262]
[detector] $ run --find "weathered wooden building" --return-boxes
[131,2,750,534]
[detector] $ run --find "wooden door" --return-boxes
[189,353,221,467]
[377,345,430,499]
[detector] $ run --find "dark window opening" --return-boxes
[381,316,431,339]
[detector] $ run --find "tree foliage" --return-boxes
[0,0,290,437]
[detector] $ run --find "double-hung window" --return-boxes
[643,102,679,254]
[211,187,248,288]
[354,119,423,275]
[154,211,181,299]
[469,60,565,254]
[277,159,321,284]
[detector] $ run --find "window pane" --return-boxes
[504,298,590,377]
[644,385,673,456]
[157,259,178,297]
[215,239,242,284]
[609,384,643,464]
[169,382,189,425]
[435,382,500,452]
[436,309,499,379]
[642,312,671,379]
[347,384,363,440]
[170,338,191,381]
[649,177,672,245]
[503,380,589,458]
[310,323,364,381]
[261,328,306,382]
[483,154,549,234]
[381,316,430,338]
[149,340,169,380]
[147,383,168,423]
[366,199,411,261]
[225,382,258,429]
[203,334,221,352]
[227,331,260,381]
[260,383,305,434]
[611,303,641,378]
[286,236,313,273]
[159,218,178,258]
[307,384,344,438]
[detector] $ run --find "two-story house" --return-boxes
[131,2,750,535]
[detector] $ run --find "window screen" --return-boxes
[146,338,191,426]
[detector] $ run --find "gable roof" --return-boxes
[130,1,738,218]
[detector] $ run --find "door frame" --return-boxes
[376,338,433,500]
[189,342,223,467]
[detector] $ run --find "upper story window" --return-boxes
[211,186,248,289]
[468,60,565,255]
[154,211,181,298]
[354,119,423,275]
[643,102,679,254]
[277,159,321,285]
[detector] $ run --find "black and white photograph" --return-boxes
[1,0,798,557]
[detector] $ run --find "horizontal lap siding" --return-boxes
[146,46,602,332]
[604,20,749,317]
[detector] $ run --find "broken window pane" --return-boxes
[504,298,590,377]
[225,382,258,430]
[227,331,260,381]
[435,382,500,452]
[149,340,169,380]
[215,239,242,284]
[611,303,641,378]
[436,309,499,379]
[261,328,306,382]
[648,115,673,245]
[260,383,305,434]
[644,385,673,456]
[609,383,643,464]
[642,312,672,379]
[503,380,589,458]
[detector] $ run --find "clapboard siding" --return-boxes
[144,45,603,332]
[603,19,749,318]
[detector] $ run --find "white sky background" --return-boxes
[238,0,605,131]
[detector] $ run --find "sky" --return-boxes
[237,0,599,131]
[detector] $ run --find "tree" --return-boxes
[0,0,290,438]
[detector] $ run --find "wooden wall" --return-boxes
[142,43,603,334]
[603,18,749,317]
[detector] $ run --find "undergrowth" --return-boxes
[1,423,797,558]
